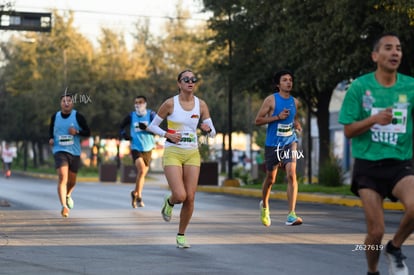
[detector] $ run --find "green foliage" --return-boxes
[318,156,344,187]
[233,166,253,185]
[202,0,414,173]
[2,1,414,175]
[199,143,210,162]
[275,169,287,185]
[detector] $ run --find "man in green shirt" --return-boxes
[339,32,414,275]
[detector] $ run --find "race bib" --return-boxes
[179,131,197,145]
[58,135,74,146]
[370,107,407,133]
[276,123,294,137]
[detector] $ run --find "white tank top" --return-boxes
[165,95,200,149]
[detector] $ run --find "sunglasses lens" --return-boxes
[181,77,198,83]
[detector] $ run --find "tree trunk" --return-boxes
[316,90,332,171]
[37,141,45,166]
[23,140,28,171]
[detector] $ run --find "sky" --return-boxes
[1,0,210,45]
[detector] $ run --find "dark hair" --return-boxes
[373,32,400,51]
[60,93,73,99]
[177,69,193,81]
[135,95,147,102]
[272,69,294,87]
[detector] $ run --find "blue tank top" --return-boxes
[265,93,298,147]
[53,110,81,156]
[130,111,155,152]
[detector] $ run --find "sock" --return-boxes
[367,272,379,275]
[177,233,184,236]
[167,199,174,207]
[386,240,400,252]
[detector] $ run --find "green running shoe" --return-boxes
[260,200,271,227]
[161,194,173,222]
[176,235,191,249]
[66,196,74,209]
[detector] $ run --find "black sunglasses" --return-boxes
[180,76,198,83]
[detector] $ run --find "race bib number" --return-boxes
[276,123,294,137]
[179,131,197,145]
[370,107,407,133]
[58,135,74,146]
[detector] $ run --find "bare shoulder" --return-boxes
[198,97,208,107]
[293,97,301,107]
[198,97,211,119]
[263,94,275,107]
[158,97,175,117]
[164,97,174,107]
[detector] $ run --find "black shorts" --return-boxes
[351,158,414,202]
[264,143,296,171]
[54,151,81,173]
[131,150,152,167]
[3,162,11,170]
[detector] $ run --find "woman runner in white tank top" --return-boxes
[147,69,216,248]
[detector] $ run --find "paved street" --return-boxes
[1,173,413,274]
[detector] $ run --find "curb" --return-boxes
[196,185,404,211]
[14,171,404,211]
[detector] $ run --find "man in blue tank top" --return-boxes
[255,69,303,227]
[120,96,156,208]
[49,93,90,218]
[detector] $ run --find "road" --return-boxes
[0,174,413,275]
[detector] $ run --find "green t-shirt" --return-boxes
[338,72,414,161]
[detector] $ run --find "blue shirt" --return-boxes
[130,111,155,152]
[265,93,297,147]
[53,110,81,156]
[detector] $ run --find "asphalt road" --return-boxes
[1,174,413,275]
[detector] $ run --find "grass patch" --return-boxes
[14,165,100,177]
[243,183,353,196]
[16,166,353,196]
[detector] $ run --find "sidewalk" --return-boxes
[14,171,404,211]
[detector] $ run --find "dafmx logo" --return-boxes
[63,87,92,104]
[274,143,305,162]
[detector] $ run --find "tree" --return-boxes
[202,0,414,174]
[0,11,96,168]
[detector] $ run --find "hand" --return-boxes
[49,138,54,146]
[200,123,211,133]
[376,108,393,125]
[69,127,78,135]
[138,122,147,130]
[166,131,182,144]
[294,121,302,133]
[278,108,290,120]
